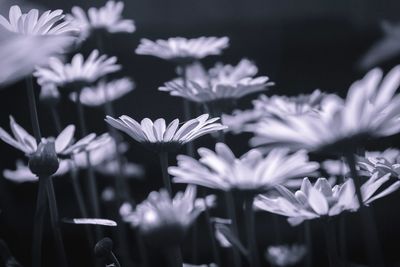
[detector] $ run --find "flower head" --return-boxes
[120,186,212,247]
[69,78,134,106]
[359,148,400,178]
[34,49,121,88]
[0,5,78,35]
[255,176,400,225]
[169,143,319,194]
[135,36,229,64]
[266,244,307,267]
[66,1,135,40]
[250,67,400,154]
[160,59,273,104]
[105,114,226,152]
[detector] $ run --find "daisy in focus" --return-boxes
[34,49,121,89]
[66,1,135,41]
[105,114,226,152]
[250,66,400,154]
[135,36,229,64]
[120,185,215,247]
[70,77,135,107]
[169,142,319,194]
[255,176,400,226]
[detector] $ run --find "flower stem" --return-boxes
[50,106,62,133]
[47,177,68,267]
[244,197,260,267]
[345,152,384,267]
[32,175,48,267]
[181,65,195,157]
[224,191,242,267]
[323,219,341,267]
[164,246,183,267]
[304,221,313,267]
[159,151,172,195]
[25,76,41,143]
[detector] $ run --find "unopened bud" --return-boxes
[29,140,59,177]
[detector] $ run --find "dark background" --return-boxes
[1,0,400,266]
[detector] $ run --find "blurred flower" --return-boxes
[66,0,135,40]
[135,36,229,64]
[101,187,115,202]
[105,114,226,152]
[322,159,350,177]
[169,143,319,193]
[69,78,135,106]
[265,244,306,267]
[96,159,144,179]
[39,84,60,107]
[34,49,121,88]
[250,67,400,154]
[0,116,109,157]
[160,59,273,104]
[255,176,400,225]
[120,186,212,247]
[0,5,78,35]
[359,148,400,178]
[221,109,264,134]
[3,159,69,183]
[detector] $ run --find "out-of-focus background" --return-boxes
[1,1,400,266]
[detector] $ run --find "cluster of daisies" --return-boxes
[0,1,399,267]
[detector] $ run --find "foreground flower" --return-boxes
[3,159,69,183]
[255,176,400,225]
[34,49,121,88]
[66,1,135,40]
[266,244,307,267]
[135,36,229,64]
[69,78,134,106]
[160,59,273,104]
[169,143,319,193]
[0,5,78,35]
[105,114,226,152]
[250,67,400,154]
[120,186,214,247]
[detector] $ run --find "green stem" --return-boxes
[224,191,241,267]
[32,175,48,267]
[159,152,172,195]
[244,197,260,267]
[47,177,68,267]
[345,152,384,267]
[323,219,341,267]
[25,76,41,143]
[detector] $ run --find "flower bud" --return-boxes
[29,140,59,177]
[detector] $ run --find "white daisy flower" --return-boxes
[95,159,144,179]
[221,109,264,134]
[322,159,350,177]
[69,78,134,106]
[66,1,135,40]
[105,114,227,152]
[120,185,212,247]
[135,36,229,64]
[266,244,306,267]
[255,176,400,226]
[250,67,400,154]
[160,59,273,104]
[0,116,109,157]
[3,159,69,183]
[0,5,78,35]
[359,148,400,178]
[34,49,121,88]
[169,143,319,193]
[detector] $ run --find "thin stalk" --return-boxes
[304,221,312,267]
[181,65,195,157]
[159,152,172,195]
[47,177,68,267]
[224,192,241,267]
[323,220,341,267]
[136,233,148,267]
[109,252,121,267]
[50,106,62,133]
[339,214,347,267]
[25,76,41,143]
[244,197,260,267]
[271,214,282,244]
[345,152,384,267]
[164,246,183,267]
[190,223,198,263]
[32,175,48,267]
[74,88,102,239]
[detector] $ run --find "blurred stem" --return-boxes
[345,152,384,267]
[304,221,312,267]
[244,197,260,267]
[74,88,102,240]
[164,246,183,267]
[136,233,148,267]
[271,214,282,244]
[190,221,198,263]
[323,219,341,267]
[47,177,68,267]
[181,64,195,157]
[25,76,42,143]
[339,214,347,266]
[50,106,62,133]
[159,152,172,195]
[224,191,241,267]
[32,175,48,267]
